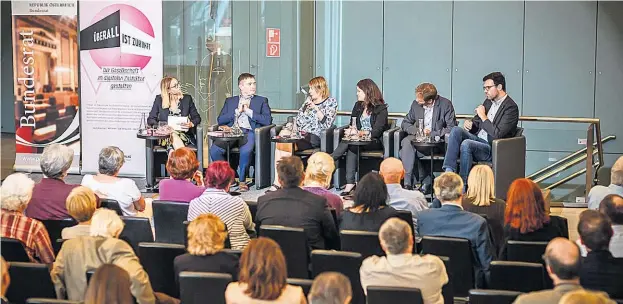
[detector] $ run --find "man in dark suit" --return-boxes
[255,156,339,250]
[415,172,493,286]
[209,73,273,192]
[442,72,519,184]
[399,83,456,193]
[578,210,623,298]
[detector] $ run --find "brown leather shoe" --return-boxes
[238,182,249,192]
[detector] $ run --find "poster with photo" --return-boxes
[12,0,80,172]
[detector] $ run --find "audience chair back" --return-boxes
[152,200,189,244]
[468,289,522,304]
[393,211,416,247]
[436,255,454,304]
[366,286,424,304]
[100,199,124,216]
[286,278,313,298]
[311,250,364,304]
[6,262,56,304]
[260,225,310,279]
[179,272,232,304]
[119,216,154,254]
[1,238,31,262]
[222,249,242,259]
[340,230,384,259]
[421,236,474,298]
[40,219,77,254]
[489,261,545,292]
[505,240,548,264]
[491,130,526,201]
[137,242,186,298]
[26,299,81,304]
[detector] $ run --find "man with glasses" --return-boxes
[442,72,519,185]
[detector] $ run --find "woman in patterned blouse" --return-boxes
[267,76,338,192]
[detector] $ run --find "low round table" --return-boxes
[137,130,171,192]
[271,136,302,153]
[342,139,374,182]
[410,139,445,200]
[207,132,244,163]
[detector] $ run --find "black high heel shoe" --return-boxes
[340,185,356,197]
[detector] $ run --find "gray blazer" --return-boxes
[401,95,456,138]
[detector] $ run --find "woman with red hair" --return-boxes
[159,147,205,202]
[188,161,254,250]
[501,178,568,257]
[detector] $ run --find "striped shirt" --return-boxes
[1,210,55,263]
[188,188,255,250]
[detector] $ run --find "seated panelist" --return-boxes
[399,82,456,194]
[209,73,272,192]
[147,76,202,152]
[267,76,338,192]
[331,79,389,196]
[442,72,519,185]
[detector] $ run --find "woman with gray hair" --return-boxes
[25,143,79,220]
[1,173,55,263]
[81,146,146,216]
[52,208,180,303]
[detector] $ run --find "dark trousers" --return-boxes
[209,129,255,180]
[399,135,433,187]
[331,140,383,184]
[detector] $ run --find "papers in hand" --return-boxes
[168,116,189,131]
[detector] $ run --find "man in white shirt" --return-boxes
[588,156,623,210]
[442,72,519,184]
[360,218,448,304]
[379,157,428,233]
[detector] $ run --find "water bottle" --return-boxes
[417,119,425,141]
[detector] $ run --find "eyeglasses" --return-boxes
[483,85,496,91]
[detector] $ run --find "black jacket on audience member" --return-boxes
[500,215,568,259]
[339,206,399,232]
[579,250,623,298]
[173,251,239,287]
[256,187,339,250]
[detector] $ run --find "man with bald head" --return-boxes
[380,158,428,230]
[513,238,582,304]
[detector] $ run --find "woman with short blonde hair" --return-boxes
[174,214,239,285]
[62,186,98,239]
[268,76,338,191]
[303,152,343,215]
[462,165,506,254]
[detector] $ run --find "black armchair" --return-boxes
[1,238,31,262]
[6,262,56,303]
[421,236,474,298]
[468,289,522,304]
[39,218,77,255]
[340,230,384,259]
[207,124,275,189]
[488,261,545,292]
[120,216,154,254]
[179,272,232,304]
[100,198,123,215]
[146,125,203,190]
[137,242,186,298]
[152,200,189,244]
[311,250,364,304]
[286,278,314,297]
[260,225,310,279]
[489,128,525,200]
[333,119,399,189]
[366,286,424,304]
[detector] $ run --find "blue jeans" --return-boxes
[209,129,255,181]
[442,127,492,183]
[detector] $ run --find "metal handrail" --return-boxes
[271,108,605,195]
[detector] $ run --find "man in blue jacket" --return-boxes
[209,73,272,192]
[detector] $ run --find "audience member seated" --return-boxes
[360,218,448,304]
[588,156,623,210]
[512,238,582,304]
[25,144,78,220]
[462,165,506,252]
[416,172,493,283]
[302,152,344,215]
[577,210,623,299]
[81,146,146,216]
[158,147,205,202]
[1,257,10,304]
[84,264,134,304]
[51,209,178,304]
[308,272,352,304]
[256,156,339,250]
[558,289,616,304]
[174,214,239,286]
[501,178,567,258]
[188,161,254,250]
[62,186,98,239]
[598,194,623,257]
[225,237,306,304]
[1,173,54,264]
[340,172,399,232]
[379,158,427,232]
